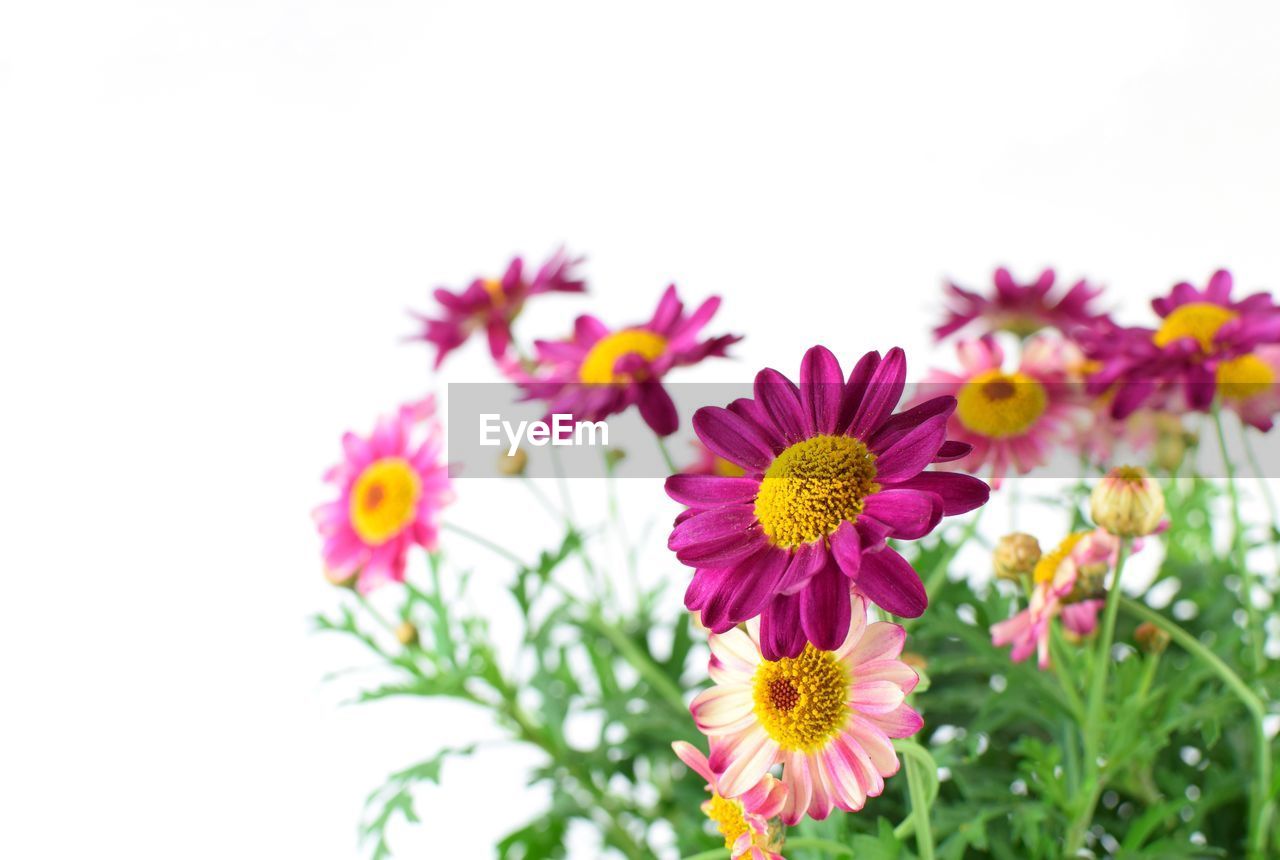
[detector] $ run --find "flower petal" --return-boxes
[800,345,845,435]
[665,474,761,508]
[859,489,943,539]
[882,471,989,516]
[856,548,927,618]
[800,561,852,651]
[694,406,776,473]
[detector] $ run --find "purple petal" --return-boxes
[760,592,807,660]
[636,379,679,437]
[668,505,757,551]
[873,412,948,483]
[869,396,956,454]
[677,529,768,568]
[800,561,852,651]
[665,474,760,507]
[755,368,807,445]
[860,490,943,539]
[849,347,906,439]
[800,345,844,435]
[650,284,683,331]
[725,546,793,621]
[685,566,732,611]
[829,520,863,581]
[837,350,881,435]
[882,472,990,516]
[933,440,972,462]
[856,548,926,618]
[779,540,828,595]
[693,406,777,473]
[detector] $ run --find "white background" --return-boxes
[3,2,1280,857]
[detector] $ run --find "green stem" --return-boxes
[1121,598,1274,858]
[441,521,526,567]
[583,611,687,715]
[656,434,679,475]
[1067,538,1130,855]
[1241,425,1280,579]
[1213,406,1265,675]
[1049,625,1085,723]
[905,752,937,860]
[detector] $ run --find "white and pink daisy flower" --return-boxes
[313,398,453,592]
[690,594,923,824]
[672,741,787,860]
[922,335,1078,488]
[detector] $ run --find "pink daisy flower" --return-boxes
[1081,269,1280,419]
[672,741,787,860]
[520,284,741,436]
[313,398,453,593]
[991,528,1131,669]
[922,335,1078,488]
[413,248,585,368]
[934,267,1106,340]
[666,345,988,658]
[690,594,923,824]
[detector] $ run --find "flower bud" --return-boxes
[1153,415,1191,473]
[1134,621,1170,654]
[324,566,360,590]
[395,620,419,647]
[1090,466,1165,537]
[498,448,528,477]
[994,533,1042,581]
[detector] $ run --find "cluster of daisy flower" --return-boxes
[313,253,1279,860]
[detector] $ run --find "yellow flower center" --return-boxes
[482,278,506,306]
[1153,302,1237,352]
[751,644,850,752]
[704,793,749,850]
[1033,531,1087,584]
[1216,353,1274,400]
[955,370,1048,439]
[578,329,668,384]
[753,435,879,549]
[350,458,421,545]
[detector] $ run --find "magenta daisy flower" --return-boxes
[413,248,585,368]
[313,398,453,593]
[672,741,787,859]
[921,335,1078,488]
[519,284,741,436]
[934,267,1106,340]
[665,345,988,658]
[690,595,923,824]
[1081,269,1280,419]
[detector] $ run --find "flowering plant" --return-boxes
[314,258,1279,859]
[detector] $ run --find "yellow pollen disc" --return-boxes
[482,278,506,306]
[955,369,1048,439]
[350,458,421,545]
[1033,531,1088,585]
[1216,353,1274,400]
[751,644,850,752]
[704,794,749,850]
[578,329,668,384]
[753,435,879,549]
[1153,301,1237,351]
[713,457,746,478]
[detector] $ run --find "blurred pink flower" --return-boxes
[922,335,1078,488]
[934,267,1106,340]
[413,249,585,368]
[520,284,740,436]
[313,398,453,592]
